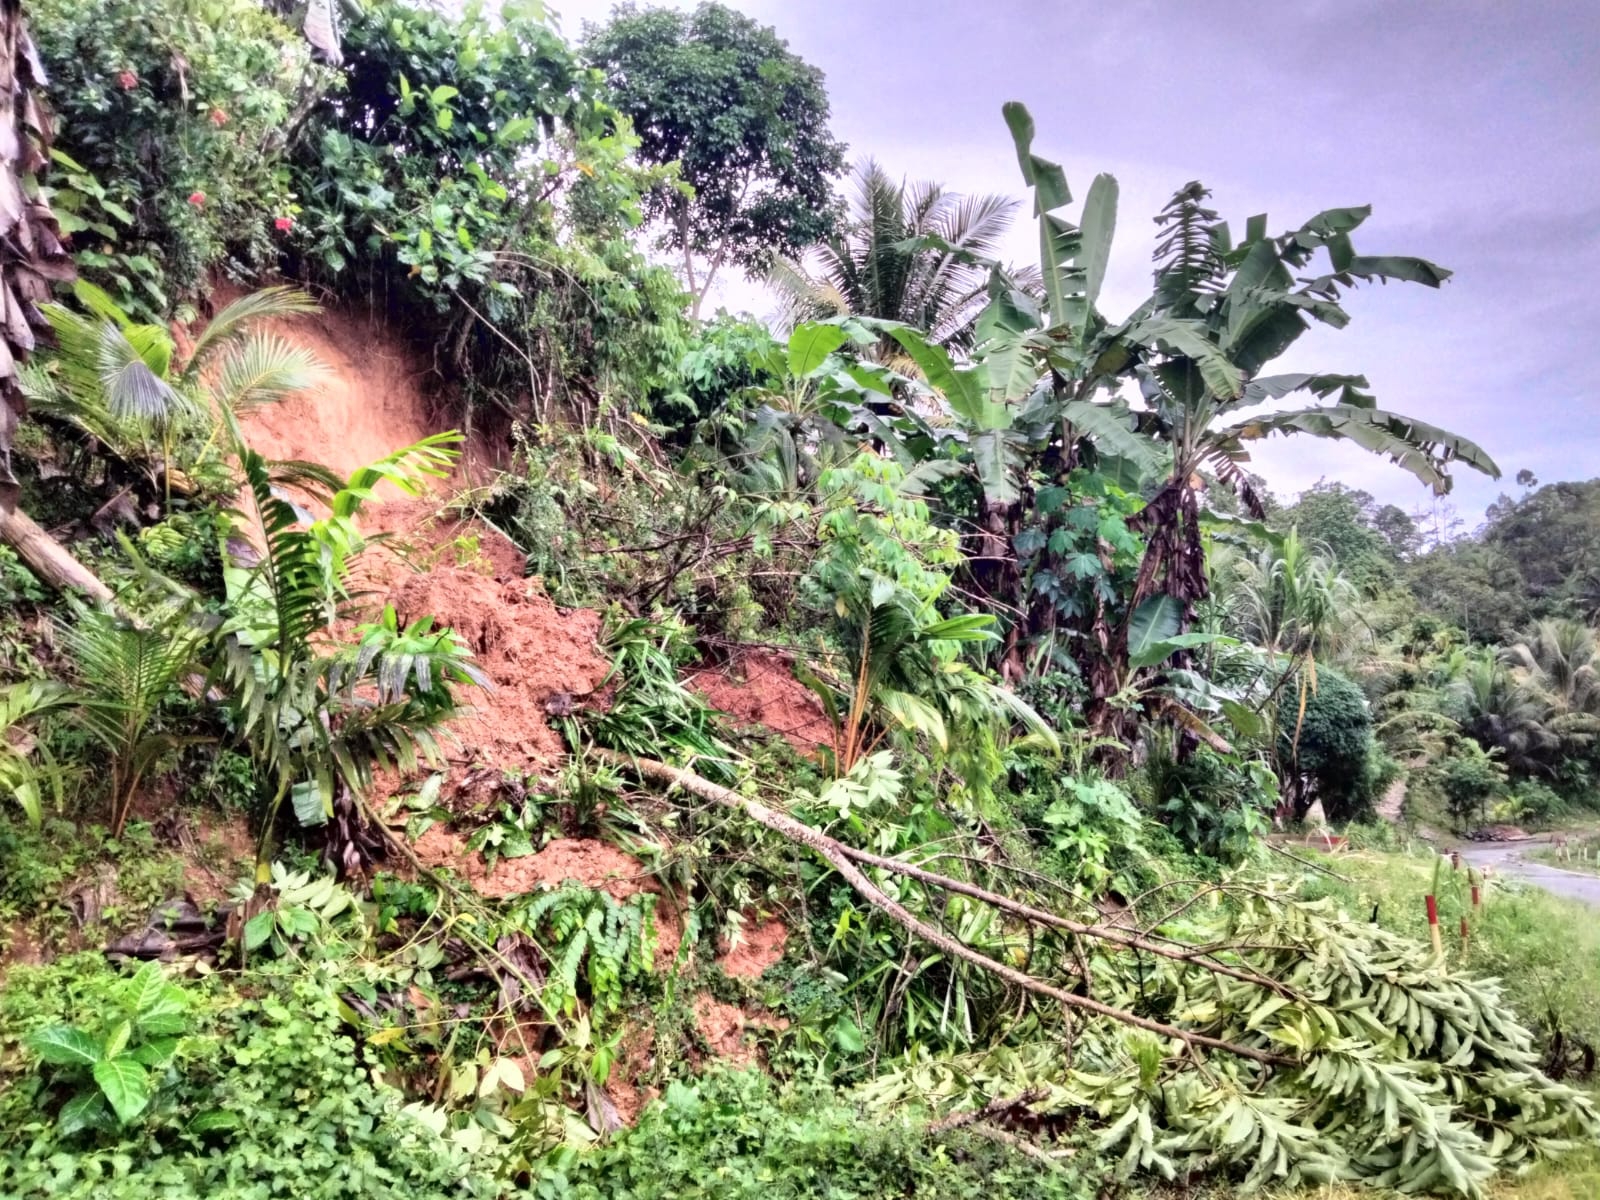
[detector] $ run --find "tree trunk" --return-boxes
[0,503,115,605]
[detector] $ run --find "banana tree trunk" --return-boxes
[0,503,114,605]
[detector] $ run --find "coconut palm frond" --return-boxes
[207,332,327,418]
[184,286,320,376]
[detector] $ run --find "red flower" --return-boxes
[273,216,294,232]
[187,191,206,208]
[117,70,138,91]
[208,108,229,127]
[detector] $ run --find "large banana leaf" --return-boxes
[1218,404,1501,492]
[1001,102,1118,340]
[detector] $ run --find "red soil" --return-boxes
[387,568,609,770]
[238,304,437,481]
[716,917,788,979]
[689,653,832,756]
[410,830,681,960]
[691,993,788,1069]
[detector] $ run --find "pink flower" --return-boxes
[117,70,138,91]
[273,216,294,232]
[187,191,206,208]
[208,108,229,127]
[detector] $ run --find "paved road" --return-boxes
[1458,841,1600,907]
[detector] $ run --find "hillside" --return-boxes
[0,2,1597,1199]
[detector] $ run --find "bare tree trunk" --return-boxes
[0,504,114,605]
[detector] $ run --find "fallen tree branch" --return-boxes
[594,751,1294,1067]
[928,1087,1046,1133]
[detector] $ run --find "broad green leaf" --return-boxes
[1078,173,1119,316]
[103,1019,132,1061]
[1061,400,1161,478]
[189,1108,241,1134]
[878,689,948,751]
[1129,630,1239,671]
[242,908,276,952]
[885,327,992,425]
[58,1091,113,1137]
[970,430,1017,506]
[291,777,330,827]
[786,323,847,378]
[833,1015,865,1053]
[1126,596,1184,667]
[26,1026,102,1067]
[93,1056,151,1124]
[130,962,167,1016]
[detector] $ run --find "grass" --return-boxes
[1528,836,1600,876]
[1299,840,1600,1053]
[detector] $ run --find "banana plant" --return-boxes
[1098,186,1500,700]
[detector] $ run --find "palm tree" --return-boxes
[1450,651,1554,776]
[770,159,1037,358]
[23,284,323,490]
[1499,619,1600,768]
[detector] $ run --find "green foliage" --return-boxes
[0,681,73,824]
[23,962,193,1132]
[0,817,184,950]
[541,1069,1095,1200]
[1437,742,1508,833]
[61,604,207,836]
[860,884,1599,1197]
[0,958,492,1200]
[578,612,735,781]
[210,436,484,866]
[514,884,660,1024]
[294,0,688,407]
[584,2,847,309]
[1280,665,1377,823]
[33,0,327,314]
[1141,741,1276,862]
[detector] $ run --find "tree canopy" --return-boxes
[584,1,847,316]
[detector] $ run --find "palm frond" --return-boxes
[206,332,327,418]
[183,286,319,379]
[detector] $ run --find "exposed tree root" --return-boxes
[592,750,1293,1067]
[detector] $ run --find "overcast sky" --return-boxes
[553,0,1599,525]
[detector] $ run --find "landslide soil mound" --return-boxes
[237,306,609,780]
[689,652,832,756]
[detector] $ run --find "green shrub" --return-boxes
[33,0,324,316]
[1280,664,1376,822]
[0,958,496,1200]
[538,1069,1094,1200]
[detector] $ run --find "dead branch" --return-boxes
[593,751,1294,1067]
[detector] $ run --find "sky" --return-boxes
[550,0,1600,526]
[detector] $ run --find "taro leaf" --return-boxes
[26,1026,102,1067]
[93,1056,151,1124]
